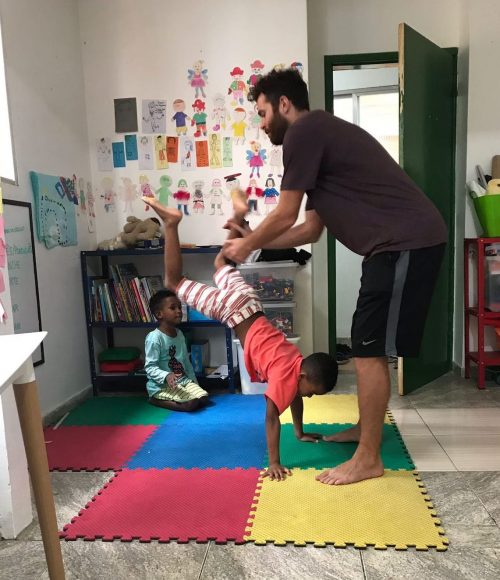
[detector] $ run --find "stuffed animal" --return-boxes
[97,216,162,250]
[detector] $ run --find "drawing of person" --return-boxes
[208,178,226,215]
[263,176,280,214]
[120,177,138,213]
[156,175,173,206]
[143,100,166,133]
[188,60,208,99]
[210,134,221,166]
[173,178,191,215]
[228,67,247,106]
[172,99,190,136]
[192,180,205,214]
[212,93,230,132]
[231,108,247,145]
[101,177,117,213]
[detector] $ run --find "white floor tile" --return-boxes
[447,455,500,471]
[434,433,500,471]
[418,408,500,435]
[390,409,433,435]
[412,455,457,471]
[400,433,456,470]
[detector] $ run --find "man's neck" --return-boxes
[287,108,309,126]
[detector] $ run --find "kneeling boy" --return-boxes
[143,195,338,480]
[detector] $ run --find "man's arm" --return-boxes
[223,190,304,263]
[263,209,324,249]
[290,395,323,442]
[264,397,291,481]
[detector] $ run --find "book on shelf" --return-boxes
[89,264,167,323]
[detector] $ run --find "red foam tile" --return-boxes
[44,426,157,471]
[61,468,261,542]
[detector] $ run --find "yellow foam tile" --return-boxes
[280,394,391,425]
[245,470,448,550]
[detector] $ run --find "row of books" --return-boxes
[90,263,164,323]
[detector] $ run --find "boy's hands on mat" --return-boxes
[296,432,323,443]
[263,463,292,481]
[165,373,177,387]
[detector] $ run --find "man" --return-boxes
[222,69,447,486]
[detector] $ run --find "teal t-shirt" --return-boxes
[144,328,197,397]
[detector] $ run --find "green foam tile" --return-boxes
[62,397,171,426]
[276,423,415,470]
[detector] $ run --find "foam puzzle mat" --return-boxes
[54,393,447,550]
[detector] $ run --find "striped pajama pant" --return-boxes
[176,265,263,328]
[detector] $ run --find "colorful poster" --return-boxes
[180,136,196,171]
[154,135,168,169]
[138,135,154,170]
[114,98,138,133]
[112,142,126,168]
[125,134,138,160]
[166,136,179,163]
[195,140,209,167]
[209,134,222,168]
[142,99,167,133]
[223,136,233,167]
[97,138,113,171]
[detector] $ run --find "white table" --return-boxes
[0,332,65,579]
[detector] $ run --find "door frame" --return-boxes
[323,50,457,377]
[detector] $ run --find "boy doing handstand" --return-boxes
[143,195,338,480]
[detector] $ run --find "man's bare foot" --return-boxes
[142,197,182,224]
[315,455,384,485]
[323,423,360,443]
[231,189,249,220]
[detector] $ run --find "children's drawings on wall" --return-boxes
[211,93,230,132]
[191,99,208,137]
[138,136,154,170]
[209,134,222,169]
[78,178,87,214]
[263,176,279,214]
[114,98,138,133]
[101,177,117,213]
[269,145,283,176]
[142,99,167,133]
[112,142,126,168]
[208,178,226,216]
[172,99,190,136]
[86,182,95,233]
[188,60,208,99]
[228,67,247,106]
[224,173,242,205]
[222,137,233,167]
[246,141,267,178]
[173,179,191,215]
[120,177,138,213]
[139,175,156,211]
[154,135,168,169]
[156,175,173,206]
[231,108,247,145]
[248,103,261,140]
[180,137,196,171]
[166,136,179,163]
[246,179,263,215]
[125,134,138,160]
[192,180,205,214]
[247,60,264,99]
[0,188,6,323]
[97,138,113,171]
[195,141,209,168]
[290,61,304,76]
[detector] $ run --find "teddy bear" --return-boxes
[97,216,162,250]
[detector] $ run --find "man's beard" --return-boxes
[267,110,289,145]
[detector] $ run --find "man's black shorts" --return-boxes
[351,244,446,358]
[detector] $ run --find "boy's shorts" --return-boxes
[176,265,263,328]
[351,244,445,358]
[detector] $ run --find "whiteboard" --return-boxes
[3,200,44,365]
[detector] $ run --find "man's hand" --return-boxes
[222,237,253,263]
[165,373,177,387]
[223,219,252,237]
[296,432,323,443]
[263,463,292,481]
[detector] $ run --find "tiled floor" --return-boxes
[2,372,500,579]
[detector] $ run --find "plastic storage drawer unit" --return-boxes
[238,261,297,301]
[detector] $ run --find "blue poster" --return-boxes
[125,134,138,160]
[112,141,126,168]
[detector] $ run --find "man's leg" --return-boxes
[316,357,387,485]
[141,197,183,290]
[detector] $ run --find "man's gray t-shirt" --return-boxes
[280,110,447,257]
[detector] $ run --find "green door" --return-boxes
[399,23,456,393]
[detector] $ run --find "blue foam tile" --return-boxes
[160,393,266,428]
[126,419,267,469]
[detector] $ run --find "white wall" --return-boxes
[307,0,464,359]
[0,0,94,415]
[77,0,314,355]
[0,0,93,537]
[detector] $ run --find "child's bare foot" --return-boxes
[142,197,182,224]
[231,189,249,220]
